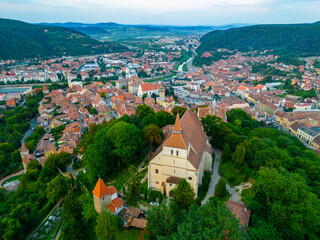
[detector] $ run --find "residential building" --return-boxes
[296,125,319,144]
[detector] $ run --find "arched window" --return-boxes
[155,169,159,174]
[171,150,173,155]
[176,151,179,156]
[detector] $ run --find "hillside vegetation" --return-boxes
[0,18,127,60]
[197,22,320,57]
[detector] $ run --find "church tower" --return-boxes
[67,73,72,88]
[92,178,111,213]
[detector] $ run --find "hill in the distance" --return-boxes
[197,22,320,57]
[0,18,127,60]
[39,22,250,39]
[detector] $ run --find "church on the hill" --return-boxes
[148,109,213,197]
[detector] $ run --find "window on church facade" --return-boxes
[155,169,159,174]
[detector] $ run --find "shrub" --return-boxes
[215,178,226,198]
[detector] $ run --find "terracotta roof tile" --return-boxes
[92,178,110,198]
[111,197,124,209]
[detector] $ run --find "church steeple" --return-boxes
[67,73,71,88]
[172,114,182,133]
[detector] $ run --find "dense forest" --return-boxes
[0,18,127,60]
[201,109,320,239]
[197,22,320,57]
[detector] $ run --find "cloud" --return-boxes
[20,0,265,13]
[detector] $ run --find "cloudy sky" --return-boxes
[0,0,319,25]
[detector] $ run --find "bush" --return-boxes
[148,190,159,202]
[198,172,212,201]
[215,178,226,198]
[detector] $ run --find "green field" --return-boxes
[1,175,20,186]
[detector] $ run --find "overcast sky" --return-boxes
[1,0,319,25]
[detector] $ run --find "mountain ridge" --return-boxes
[0,18,127,60]
[197,21,320,57]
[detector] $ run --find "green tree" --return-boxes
[83,128,114,184]
[95,207,121,240]
[46,175,69,203]
[249,167,320,239]
[221,143,231,163]
[151,92,158,101]
[123,166,141,206]
[136,104,154,119]
[233,145,246,169]
[170,200,249,240]
[146,201,179,239]
[155,110,174,128]
[249,220,283,240]
[215,178,226,198]
[100,92,106,98]
[254,147,292,170]
[107,122,142,166]
[172,106,187,117]
[142,124,163,149]
[1,217,22,240]
[61,192,85,240]
[142,93,147,101]
[172,179,195,210]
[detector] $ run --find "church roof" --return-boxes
[172,114,182,132]
[92,178,110,198]
[154,108,211,170]
[43,83,49,92]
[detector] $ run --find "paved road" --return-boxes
[21,116,38,144]
[202,148,222,204]
[201,147,249,205]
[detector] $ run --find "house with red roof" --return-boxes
[138,83,161,98]
[92,178,124,214]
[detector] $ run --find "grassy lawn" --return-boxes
[219,161,247,186]
[116,229,141,240]
[2,175,20,185]
[241,187,254,206]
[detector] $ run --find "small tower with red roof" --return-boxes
[92,178,124,214]
[43,83,49,95]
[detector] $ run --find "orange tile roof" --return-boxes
[107,204,116,213]
[163,133,187,149]
[108,186,117,195]
[111,197,124,209]
[141,83,160,92]
[92,178,110,198]
[238,85,248,92]
[172,114,182,132]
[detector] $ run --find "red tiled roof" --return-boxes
[140,83,160,92]
[92,178,110,198]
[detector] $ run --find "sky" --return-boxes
[0,0,320,26]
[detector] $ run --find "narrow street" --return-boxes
[21,115,38,144]
[202,148,222,204]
